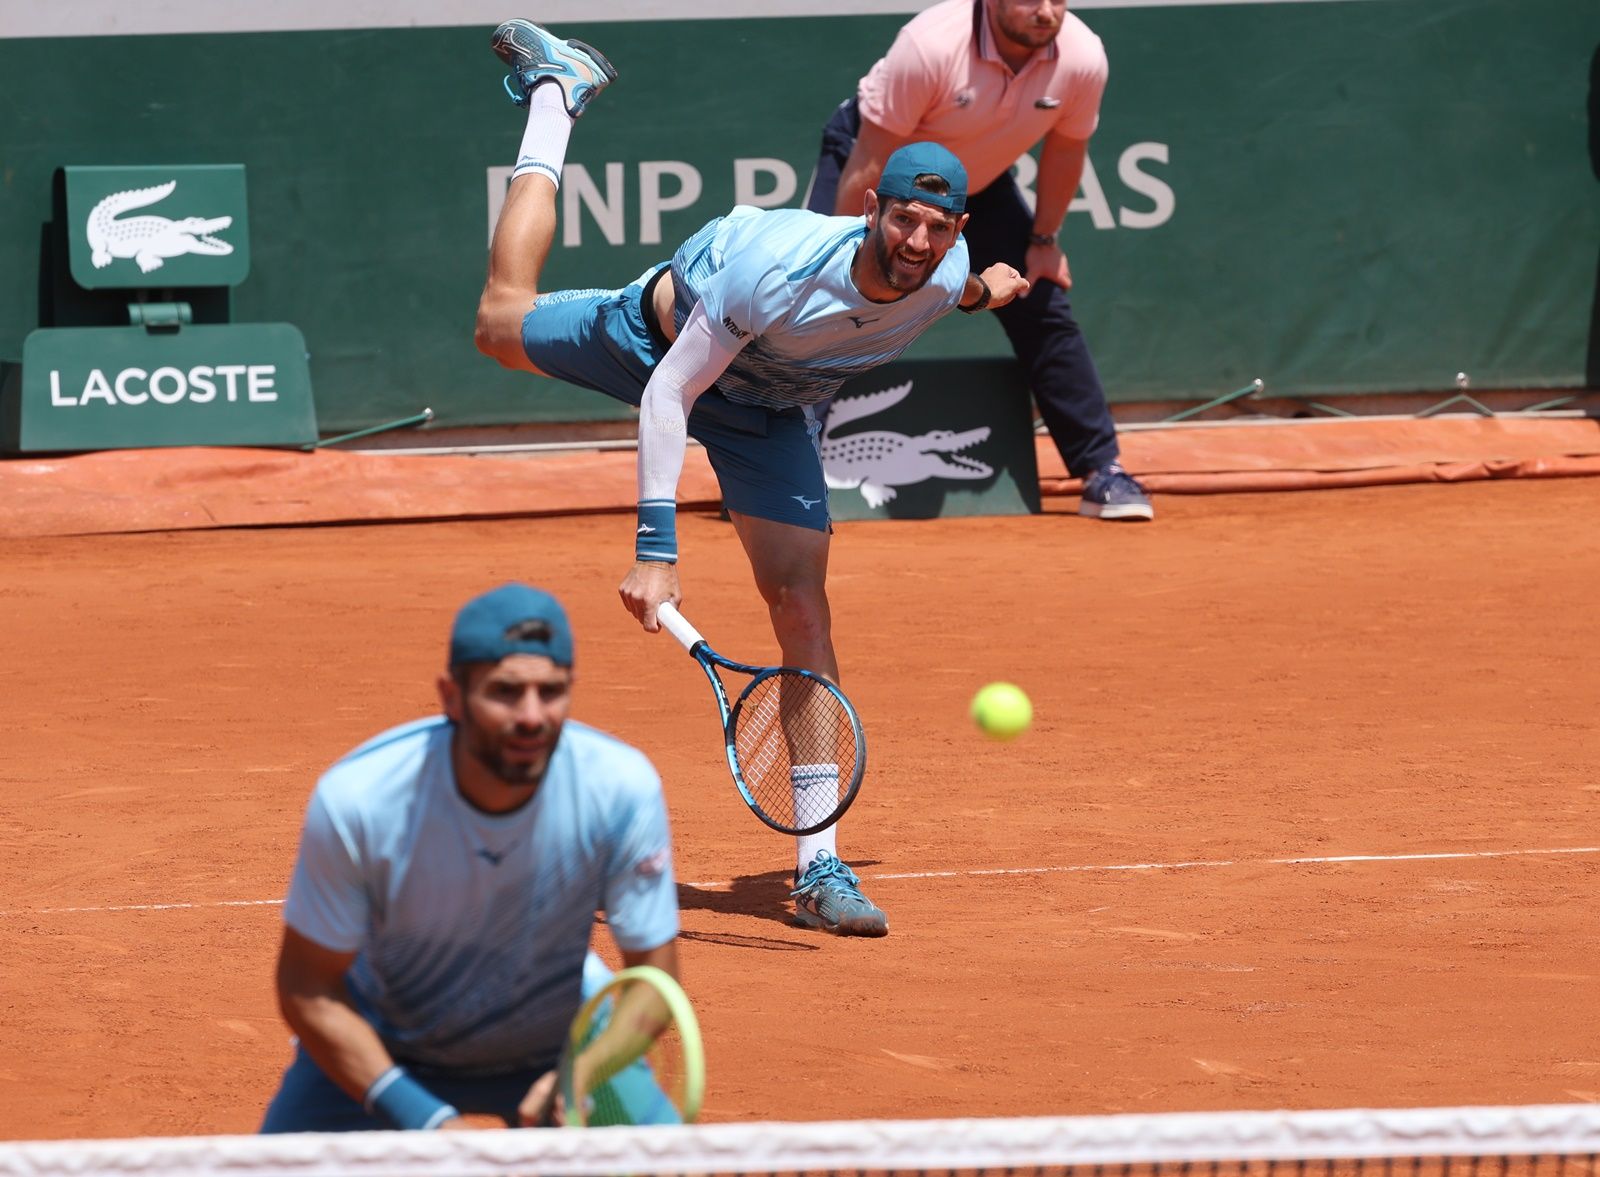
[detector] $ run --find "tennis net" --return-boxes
[3,1105,1599,1177]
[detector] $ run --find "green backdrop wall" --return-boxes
[2,0,1595,432]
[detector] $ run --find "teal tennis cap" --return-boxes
[449,583,575,668]
[875,141,968,214]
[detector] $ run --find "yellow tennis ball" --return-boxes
[970,682,1032,740]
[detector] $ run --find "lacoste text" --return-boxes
[50,365,280,407]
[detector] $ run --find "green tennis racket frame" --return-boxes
[560,965,706,1127]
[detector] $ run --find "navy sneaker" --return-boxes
[791,851,888,937]
[1078,463,1154,521]
[490,19,617,117]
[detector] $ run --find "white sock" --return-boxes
[793,763,840,877]
[511,83,573,186]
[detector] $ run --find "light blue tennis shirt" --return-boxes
[670,206,969,410]
[283,716,678,1076]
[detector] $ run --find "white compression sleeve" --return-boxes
[637,301,746,505]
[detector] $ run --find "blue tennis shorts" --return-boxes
[520,269,830,532]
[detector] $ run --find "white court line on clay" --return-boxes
[3,845,1595,917]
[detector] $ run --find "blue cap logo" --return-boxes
[449,583,575,669]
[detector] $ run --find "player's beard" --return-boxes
[468,719,560,786]
[870,224,935,294]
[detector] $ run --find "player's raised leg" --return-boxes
[728,512,888,938]
[475,20,617,372]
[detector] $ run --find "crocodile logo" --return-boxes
[86,180,234,274]
[820,380,993,509]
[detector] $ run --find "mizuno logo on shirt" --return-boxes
[1035,97,1062,109]
[476,847,509,866]
[721,315,750,340]
[792,495,820,509]
[848,315,880,329]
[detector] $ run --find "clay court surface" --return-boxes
[2,477,1598,1141]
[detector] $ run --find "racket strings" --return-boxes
[731,670,859,829]
[570,981,689,1128]
[581,1021,688,1127]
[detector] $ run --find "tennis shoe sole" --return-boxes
[1078,499,1155,521]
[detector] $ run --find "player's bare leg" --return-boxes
[726,512,838,681]
[729,511,887,936]
[475,20,616,371]
[476,171,559,372]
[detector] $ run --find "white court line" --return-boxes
[0,898,288,917]
[2,846,1596,918]
[868,845,1600,882]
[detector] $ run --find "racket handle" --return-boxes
[655,601,704,652]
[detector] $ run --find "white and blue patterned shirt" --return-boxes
[283,716,677,1076]
[670,206,968,410]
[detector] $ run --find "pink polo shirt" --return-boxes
[856,0,1108,194]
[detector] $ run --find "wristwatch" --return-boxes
[960,274,992,314]
[1027,232,1057,247]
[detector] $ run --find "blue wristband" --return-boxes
[635,500,678,563]
[364,1066,458,1130]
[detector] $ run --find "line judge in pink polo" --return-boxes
[807,0,1153,522]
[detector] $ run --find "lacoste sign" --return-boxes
[49,364,283,408]
[9,325,315,453]
[87,181,234,275]
[822,358,1040,522]
[64,165,251,290]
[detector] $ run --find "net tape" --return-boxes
[4,1105,1600,1177]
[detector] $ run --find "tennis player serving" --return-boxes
[474,20,1028,936]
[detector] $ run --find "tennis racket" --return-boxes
[656,601,865,836]
[558,965,705,1128]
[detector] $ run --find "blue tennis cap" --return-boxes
[449,583,575,669]
[875,142,968,214]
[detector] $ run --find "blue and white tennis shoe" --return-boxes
[491,18,617,117]
[792,851,888,937]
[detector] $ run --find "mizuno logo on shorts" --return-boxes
[791,495,820,509]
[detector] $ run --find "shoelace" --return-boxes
[796,854,860,894]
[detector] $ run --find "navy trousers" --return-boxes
[808,98,1121,477]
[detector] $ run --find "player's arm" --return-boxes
[620,302,749,633]
[832,116,911,217]
[959,267,1031,313]
[519,770,681,1128]
[546,843,685,1123]
[620,937,680,979]
[1025,133,1092,290]
[515,939,682,1129]
[570,941,681,1095]
[276,926,465,1128]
